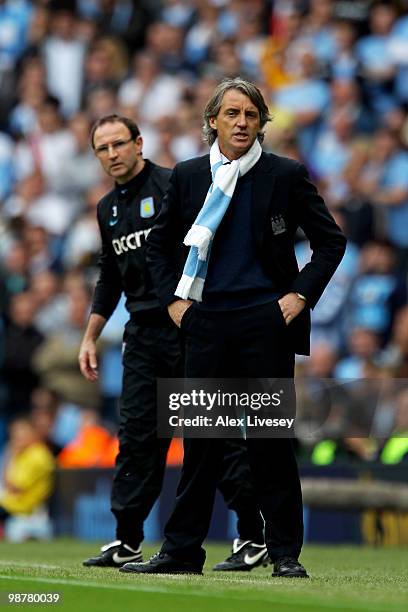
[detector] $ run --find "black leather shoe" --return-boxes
[83,540,142,567]
[119,551,204,575]
[272,557,309,578]
[213,539,269,571]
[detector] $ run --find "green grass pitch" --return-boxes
[0,540,406,612]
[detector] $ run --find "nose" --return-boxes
[236,112,247,128]
[108,144,118,159]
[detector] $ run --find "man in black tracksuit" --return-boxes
[79,114,267,569]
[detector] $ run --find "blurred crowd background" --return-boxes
[1,0,408,515]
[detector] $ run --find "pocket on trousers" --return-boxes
[273,299,287,328]
[180,305,194,332]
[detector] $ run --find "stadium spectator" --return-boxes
[355,1,397,116]
[207,38,246,81]
[331,0,372,28]
[0,0,33,120]
[0,241,29,313]
[300,0,337,67]
[25,2,49,56]
[357,128,408,262]
[346,239,407,342]
[0,0,32,68]
[2,291,43,416]
[309,103,355,207]
[270,47,330,157]
[57,408,117,468]
[340,140,376,246]
[389,10,408,104]
[62,183,104,270]
[334,327,382,379]
[295,212,359,348]
[22,224,61,276]
[170,100,208,162]
[330,19,358,80]
[118,51,184,124]
[83,41,117,95]
[153,117,178,169]
[14,96,76,195]
[60,112,103,199]
[42,6,86,117]
[30,387,62,457]
[261,8,304,90]
[303,342,339,380]
[160,0,195,30]
[144,21,186,74]
[328,77,373,135]
[235,10,267,79]
[33,283,101,409]
[322,78,376,219]
[76,0,157,53]
[0,416,54,541]
[4,172,75,239]
[307,361,382,465]
[8,57,48,137]
[184,0,219,69]
[30,270,67,335]
[84,84,118,123]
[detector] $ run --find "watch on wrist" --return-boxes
[296,292,307,302]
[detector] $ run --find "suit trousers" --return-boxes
[112,321,264,548]
[161,300,304,563]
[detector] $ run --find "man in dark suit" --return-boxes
[120,78,347,577]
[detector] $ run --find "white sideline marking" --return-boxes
[0,574,181,595]
[0,563,270,588]
[0,572,393,611]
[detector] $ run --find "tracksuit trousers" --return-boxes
[111,320,264,549]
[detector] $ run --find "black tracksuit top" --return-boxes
[91,160,171,321]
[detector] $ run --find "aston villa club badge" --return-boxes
[140,197,155,218]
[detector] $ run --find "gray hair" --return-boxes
[203,77,271,146]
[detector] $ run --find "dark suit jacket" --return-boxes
[146,151,347,355]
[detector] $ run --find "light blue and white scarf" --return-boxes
[175,137,262,301]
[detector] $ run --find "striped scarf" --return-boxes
[175,138,262,301]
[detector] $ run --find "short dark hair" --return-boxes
[90,114,140,148]
[203,77,271,146]
[42,94,61,111]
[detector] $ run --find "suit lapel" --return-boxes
[251,152,277,251]
[191,158,212,217]
[189,153,278,246]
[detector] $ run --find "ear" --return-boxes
[135,135,143,151]
[209,116,217,130]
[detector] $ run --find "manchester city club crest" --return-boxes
[140,196,155,219]
[271,214,287,235]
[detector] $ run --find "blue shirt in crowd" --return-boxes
[380,152,408,248]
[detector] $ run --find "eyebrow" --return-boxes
[95,138,128,148]
[223,107,258,113]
